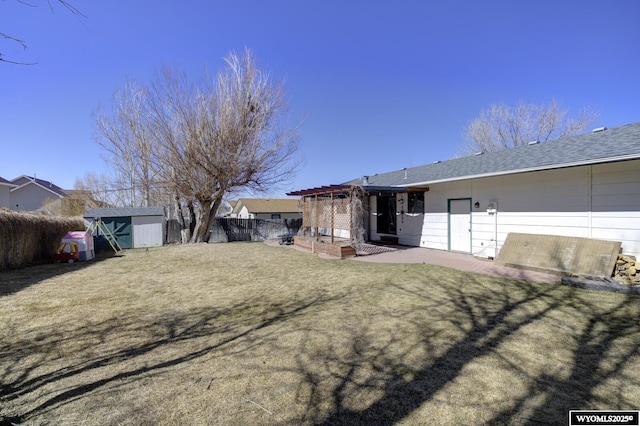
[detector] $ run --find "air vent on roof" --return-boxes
[361,175,369,185]
[528,140,540,145]
[402,168,407,179]
[433,160,441,164]
[592,127,607,133]
[474,151,484,156]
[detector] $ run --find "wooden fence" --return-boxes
[208,218,302,243]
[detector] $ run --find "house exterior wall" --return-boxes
[254,212,302,220]
[236,206,252,219]
[591,160,640,256]
[132,215,164,248]
[420,180,472,252]
[370,159,640,259]
[0,186,11,209]
[236,206,301,220]
[11,184,61,211]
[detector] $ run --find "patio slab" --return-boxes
[267,239,561,283]
[351,246,562,283]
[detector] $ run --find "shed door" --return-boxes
[449,199,471,253]
[103,216,132,249]
[132,216,164,248]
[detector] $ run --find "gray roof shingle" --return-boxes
[85,207,165,218]
[344,122,640,187]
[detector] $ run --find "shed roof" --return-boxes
[85,207,165,218]
[342,122,640,188]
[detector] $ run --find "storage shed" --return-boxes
[85,207,165,249]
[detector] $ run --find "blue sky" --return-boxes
[1,0,639,196]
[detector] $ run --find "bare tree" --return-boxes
[93,79,158,208]
[94,48,302,243]
[151,49,302,242]
[73,172,134,208]
[459,99,598,155]
[1,0,85,65]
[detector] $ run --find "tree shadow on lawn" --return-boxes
[0,251,117,297]
[0,293,339,422]
[1,266,639,425]
[284,277,640,425]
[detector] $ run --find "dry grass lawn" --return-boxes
[1,242,639,425]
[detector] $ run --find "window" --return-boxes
[408,192,424,214]
[271,214,281,219]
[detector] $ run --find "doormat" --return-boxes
[354,243,398,256]
[496,233,621,278]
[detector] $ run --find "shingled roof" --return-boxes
[85,207,165,218]
[234,198,300,214]
[0,177,16,187]
[344,122,640,188]
[10,175,67,197]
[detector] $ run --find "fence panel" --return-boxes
[209,218,302,243]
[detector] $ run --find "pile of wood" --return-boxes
[614,254,640,286]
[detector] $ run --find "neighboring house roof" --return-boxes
[234,198,300,214]
[10,175,67,198]
[85,207,165,218]
[0,177,16,187]
[342,122,640,188]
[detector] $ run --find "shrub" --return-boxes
[0,209,84,269]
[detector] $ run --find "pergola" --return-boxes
[287,184,361,245]
[287,183,427,257]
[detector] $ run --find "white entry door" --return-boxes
[449,199,471,253]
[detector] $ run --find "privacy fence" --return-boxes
[208,218,303,243]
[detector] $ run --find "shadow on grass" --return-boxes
[0,293,338,421]
[288,278,640,425]
[0,251,119,297]
[1,260,638,425]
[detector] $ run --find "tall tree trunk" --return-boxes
[203,198,222,243]
[189,198,222,243]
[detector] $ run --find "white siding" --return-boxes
[132,216,164,248]
[10,184,61,211]
[370,159,640,259]
[236,206,252,219]
[591,161,640,256]
[415,162,640,258]
[0,186,10,209]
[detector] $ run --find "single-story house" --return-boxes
[5,175,67,211]
[85,207,165,249]
[0,177,16,209]
[288,122,640,259]
[228,198,301,220]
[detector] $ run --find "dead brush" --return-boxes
[0,209,84,269]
